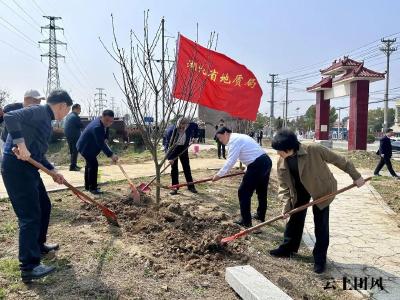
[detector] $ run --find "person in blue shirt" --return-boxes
[64,103,83,171]
[164,117,198,195]
[1,89,72,283]
[77,110,118,194]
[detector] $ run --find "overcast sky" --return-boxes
[0,0,399,119]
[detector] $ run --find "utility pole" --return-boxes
[380,38,397,131]
[284,79,289,128]
[110,97,116,113]
[39,16,66,96]
[94,88,107,116]
[267,74,279,135]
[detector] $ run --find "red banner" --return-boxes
[172,35,263,121]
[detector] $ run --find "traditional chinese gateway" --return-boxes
[307,57,385,150]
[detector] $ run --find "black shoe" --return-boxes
[252,213,265,222]
[188,186,198,193]
[69,166,81,171]
[233,218,252,228]
[374,173,381,176]
[21,264,56,283]
[269,248,292,258]
[170,189,178,195]
[40,243,60,254]
[90,189,103,195]
[314,263,326,274]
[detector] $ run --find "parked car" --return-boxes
[392,140,400,153]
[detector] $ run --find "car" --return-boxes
[392,140,400,153]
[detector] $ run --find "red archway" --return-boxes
[307,57,385,150]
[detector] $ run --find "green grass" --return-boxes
[0,258,20,281]
[0,221,17,238]
[94,246,119,263]
[0,288,5,299]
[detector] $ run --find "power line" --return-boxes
[0,16,39,46]
[279,31,400,76]
[0,0,42,34]
[31,0,46,15]
[12,0,42,27]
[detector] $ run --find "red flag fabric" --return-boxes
[172,35,263,121]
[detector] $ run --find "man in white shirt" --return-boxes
[212,127,272,227]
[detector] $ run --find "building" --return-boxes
[392,99,400,133]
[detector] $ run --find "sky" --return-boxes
[0,0,399,120]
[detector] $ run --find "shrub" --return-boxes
[367,134,376,144]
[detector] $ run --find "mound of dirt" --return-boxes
[80,194,250,276]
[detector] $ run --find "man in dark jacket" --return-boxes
[164,117,198,195]
[77,110,118,194]
[374,129,399,178]
[0,90,44,142]
[64,104,83,171]
[1,89,72,283]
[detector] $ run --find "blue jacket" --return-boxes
[0,102,23,142]
[164,122,198,159]
[378,135,392,158]
[76,117,113,159]
[64,112,83,141]
[3,104,54,170]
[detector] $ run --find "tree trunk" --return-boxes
[155,165,161,205]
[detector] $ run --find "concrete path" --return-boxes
[302,166,400,299]
[0,156,228,198]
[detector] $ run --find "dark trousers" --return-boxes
[171,146,194,188]
[257,137,263,146]
[83,156,99,190]
[67,137,79,168]
[217,141,226,158]
[374,156,398,177]
[1,154,51,271]
[238,154,272,224]
[279,194,330,265]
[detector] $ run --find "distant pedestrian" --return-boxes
[215,120,226,159]
[64,104,83,171]
[374,129,399,179]
[257,130,263,146]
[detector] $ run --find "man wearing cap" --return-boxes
[212,127,272,228]
[0,90,44,143]
[77,109,119,195]
[64,104,83,171]
[164,117,198,195]
[1,89,73,283]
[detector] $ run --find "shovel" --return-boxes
[168,171,245,190]
[13,148,119,226]
[220,176,372,244]
[117,161,141,203]
[137,142,194,193]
